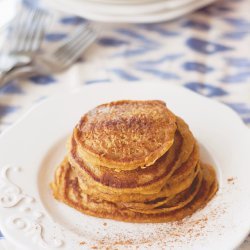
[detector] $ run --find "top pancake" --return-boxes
[74,100,177,170]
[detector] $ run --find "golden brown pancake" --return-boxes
[74,100,177,170]
[76,163,200,204]
[68,117,196,195]
[74,161,199,206]
[51,162,217,223]
[72,143,198,197]
[126,170,202,213]
[120,165,200,210]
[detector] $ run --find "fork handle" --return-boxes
[0,65,37,88]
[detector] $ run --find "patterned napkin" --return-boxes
[0,0,250,249]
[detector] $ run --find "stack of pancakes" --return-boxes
[51,100,218,223]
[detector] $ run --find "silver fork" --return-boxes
[0,7,50,76]
[0,23,98,88]
[9,7,50,54]
[32,23,97,73]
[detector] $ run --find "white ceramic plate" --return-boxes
[70,0,197,15]
[85,0,184,5]
[43,0,215,23]
[0,82,250,250]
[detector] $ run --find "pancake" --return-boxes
[119,165,200,209]
[126,170,202,213]
[76,163,200,204]
[68,117,196,195]
[51,161,217,223]
[70,142,198,196]
[74,100,177,170]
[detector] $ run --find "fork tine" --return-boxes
[20,9,40,52]
[32,23,97,73]
[16,8,36,52]
[31,11,49,51]
[65,30,95,59]
[63,36,95,67]
[54,30,92,64]
[54,24,96,59]
[26,10,47,52]
[55,32,91,62]
[54,29,92,60]
[9,8,28,51]
[53,25,90,58]
[22,9,48,52]
[9,7,49,53]
[57,30,96,67]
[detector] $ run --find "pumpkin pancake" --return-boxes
[74,100,177,171]
[51,160,217,223]
[126,170,202,213]
[119,165,200,210]
[76,163,200,204]
[70,143,198,196]
[68,117,196,195]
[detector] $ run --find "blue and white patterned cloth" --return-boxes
[0,0,250,249]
